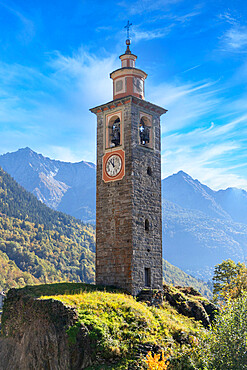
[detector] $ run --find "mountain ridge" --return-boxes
[162,171,246,223]
[0,148,96,222]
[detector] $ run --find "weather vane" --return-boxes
[124,20,132,40]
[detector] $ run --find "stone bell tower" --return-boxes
[90,30,167,296]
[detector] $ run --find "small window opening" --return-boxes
[139,118,150,145]
[110,118,120,147]
[145,268,151,287]
[145,219,150,231]
[147,166,152,176]
[115,80,123,93]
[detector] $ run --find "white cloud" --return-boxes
[147,79,221,132]
[161,114,247,190]
[218,12,237,25]
[162,143,247,190]
[133,27,172,42]
[123,7,201,43]
[43,146,85,163]
[172,11,201,23]
[182,65,201,74]
[221,26,247,51]
[48,49,117,106]
[118,0,182,16]
[147,69,247,191]
[0,49,118,163]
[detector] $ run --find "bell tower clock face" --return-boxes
[102,149,125,183]
[105,154,122,177]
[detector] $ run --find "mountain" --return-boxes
[162,171,247,279]
[1,148,247,281]
[215,187,247,224]
[0,166,95,290]
[162,170,247,224]
[162,199,247,280]
[0,148,96,222]
[1,149,246,226]
[162,171,230,220]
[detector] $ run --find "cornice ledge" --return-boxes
[132,96,167,115]
[90,95,167,116]
[90,96,133,114]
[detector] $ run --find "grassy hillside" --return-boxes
[17,282,205,369]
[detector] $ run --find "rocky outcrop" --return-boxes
[163,285,218,328]
[0,289,95,370]
[136,289,163,307]
[136,285,218,328]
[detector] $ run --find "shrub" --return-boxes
[199,294,247,369]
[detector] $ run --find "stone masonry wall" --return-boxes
[96,101,134,293]
[131,104,163,295]
[94,96,163,295]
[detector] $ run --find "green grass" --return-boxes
[40,286,204,367]
[165,285,208,304]
[19,282,126,298]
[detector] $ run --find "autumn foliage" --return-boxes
[145,351,170,369]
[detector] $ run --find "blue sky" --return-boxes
[0,0,247,190]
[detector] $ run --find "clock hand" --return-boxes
[109,159,115,167]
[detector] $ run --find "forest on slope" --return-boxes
[0,167,95,290]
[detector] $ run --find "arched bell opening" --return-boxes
[106,115,122,148]
[139,115,153,148]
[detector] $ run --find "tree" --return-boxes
[213,259,247,302]
[200,294,247,369]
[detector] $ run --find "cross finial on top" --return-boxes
[124,20,132,40]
